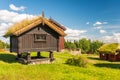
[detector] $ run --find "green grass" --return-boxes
[0,52,120,80]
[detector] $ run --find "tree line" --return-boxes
[65,38,103,54]
[0,40,10,49]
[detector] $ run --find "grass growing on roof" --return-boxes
[4,16,41,37]
[98,43,120,54]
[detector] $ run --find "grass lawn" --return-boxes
[0,51,120,80]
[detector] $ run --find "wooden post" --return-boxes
[16,53,22,60]
[27,52,31,63]
[37,51,41,58]
[49,51,54,62]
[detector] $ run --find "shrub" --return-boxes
[66,55,88,67]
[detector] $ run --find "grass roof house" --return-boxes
[98,43,120,61]
[4,12,66,64]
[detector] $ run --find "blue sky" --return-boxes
[0,0,120,43]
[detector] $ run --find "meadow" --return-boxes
[0,51,120,80]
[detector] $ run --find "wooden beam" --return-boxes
[49,51,54,62]
[27,52,31,63]
[42,11,44,17]
[16,53,22,60]
[37,51,41,58]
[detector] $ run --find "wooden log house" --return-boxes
[4,13,66,64]
[98,43,120,61]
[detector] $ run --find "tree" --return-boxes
[79,38,90,53]
[65,40,68,48]
[0,40,10,49]
[70,42,76,49]
[0,40,4,48]
[64,38,103,54]
[90,40,103,54]
[74,40,79,48]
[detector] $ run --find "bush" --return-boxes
[66,55,88,67]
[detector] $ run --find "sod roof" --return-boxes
[98,43,120,54]
[4,16,66,37]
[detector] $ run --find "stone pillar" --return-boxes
[37,51,41,58]
[27,52,31,63]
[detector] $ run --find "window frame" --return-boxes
[34,34,47,41]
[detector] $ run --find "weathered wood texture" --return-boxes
[99,53,120,61]
[10,24,65,53]
[10,36,18,52]
[59,37,65,51]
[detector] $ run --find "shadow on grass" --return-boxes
[0,53,17,63]
[87,57,101,61]
[88,56,120,69]
[94,63,120,69]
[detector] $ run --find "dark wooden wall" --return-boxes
[10,36,18,52]
[10,24,63,53]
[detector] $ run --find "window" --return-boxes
[35,34,46,41]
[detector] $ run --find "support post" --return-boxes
[27,52,31,63]
[49,51,54,62]
[37,51,41,58]
[16,53,22,60]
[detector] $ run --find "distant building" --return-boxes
[98,43,120,61]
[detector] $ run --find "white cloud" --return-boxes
[9,4,26,11]
[103,22,108,24]
[65,36,87,42]
[65,27,87,37]
[0,10,18,22]
[113,33,120,43]
[93,21,108,26]
[65,27,87,41]
[100,29,107,34]
[0,10,34,43]
[86,22,90,25]
[93,21,102,26]
[0,10,34,23]
[113,33,120,36]
[94,26,102,29]
[100,33,120,43]
[0,23,11,36]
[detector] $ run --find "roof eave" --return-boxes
[13,19,42,36]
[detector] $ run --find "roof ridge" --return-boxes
[42,17,66,36]
[49,18,66,30]
[4,16,66,37]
